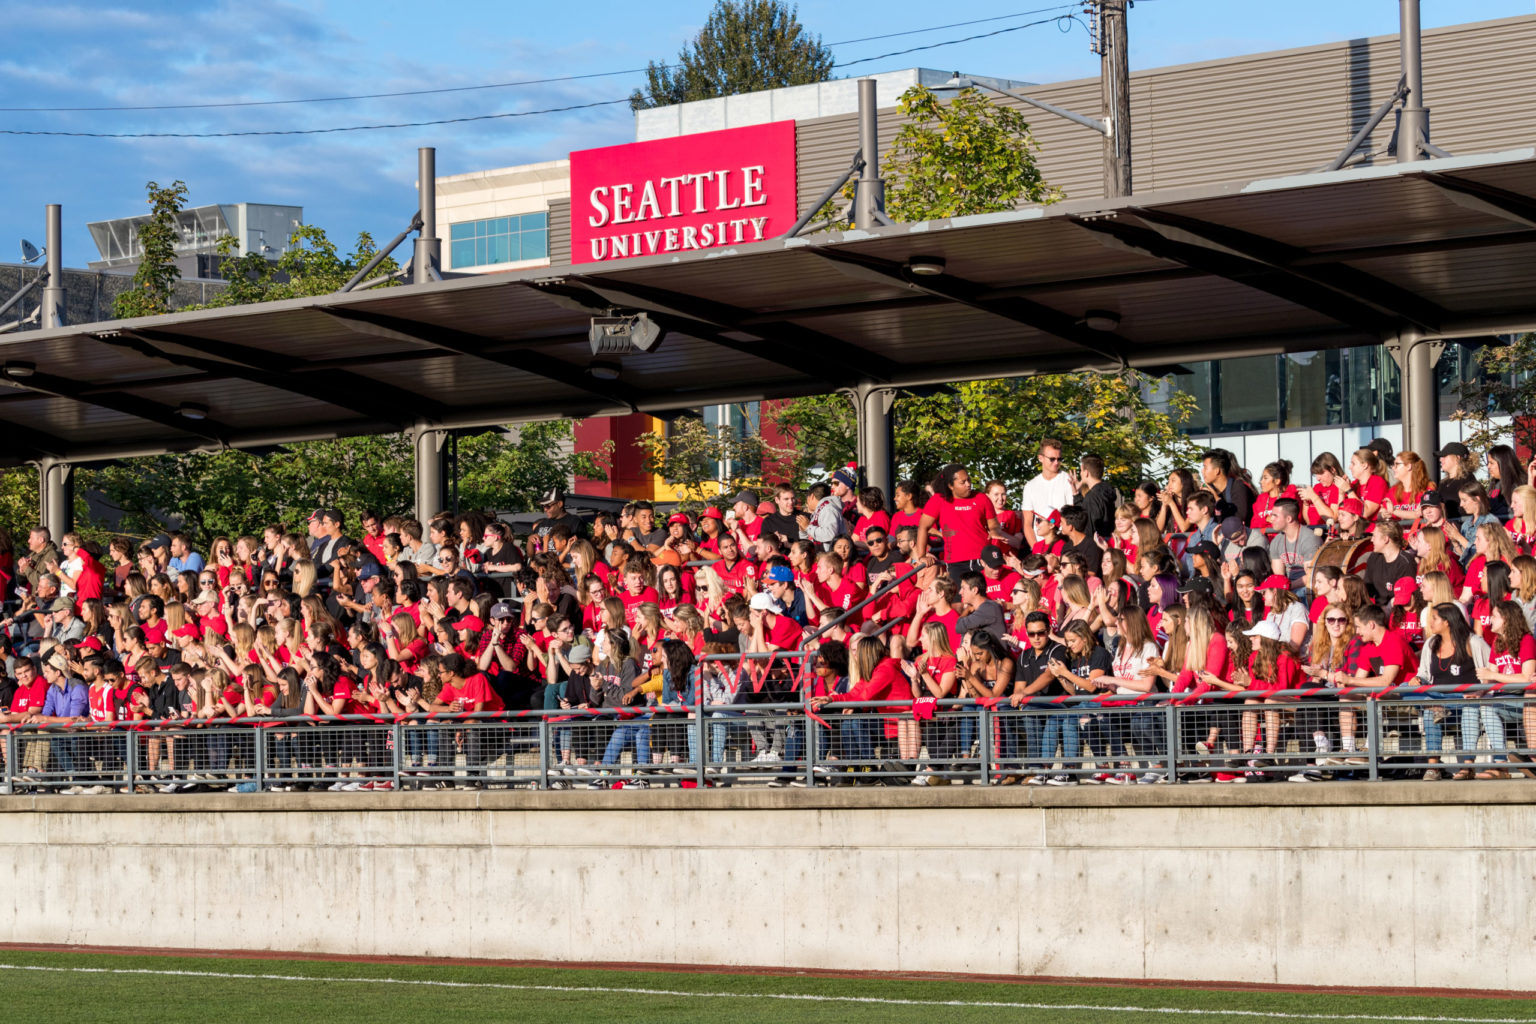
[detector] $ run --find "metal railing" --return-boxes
[5,678,1535,793]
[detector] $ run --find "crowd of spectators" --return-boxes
[1,432,1533,793]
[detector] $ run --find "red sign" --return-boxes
[570,120,797,264]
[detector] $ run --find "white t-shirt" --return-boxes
[1112,640,1160,696]
[1020,473,1077,519]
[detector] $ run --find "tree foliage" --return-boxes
[195,225,394,307]
[629,0,832,110]
[112,180,188,319]
[1453,334,1536,456]
[636,412,796,511]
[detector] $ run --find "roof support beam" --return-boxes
[1071,214,1402,337]
[547,276,902,386]
[0,416,65,460]
[1127,206,1448,333]
[108,327,443,426]
[313,308,641,411]
[0,369,229,444]
[802,246,1127,367]
[1416,173,1536,230]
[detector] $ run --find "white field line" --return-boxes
[0,962,1529,1023]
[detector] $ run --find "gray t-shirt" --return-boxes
[1268,528,1320,581]
[956,599,1007,639]
[403,541,438,565]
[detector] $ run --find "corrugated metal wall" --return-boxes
[548,198,571,266]
[791,15,1536,204]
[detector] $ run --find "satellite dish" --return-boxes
[19,239,41,263]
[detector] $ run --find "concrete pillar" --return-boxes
[1388,334,1443,474]
[855,382,895,500]
[413,423,448,522]
[38,458,73,540]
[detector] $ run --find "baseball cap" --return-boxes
[1036,509,1062,527]
[667,512,689,526]
[148,533,171,551]
[1178,577,1215,596]
[567,644,593,664]
[764,564,794,583]
[172,622,201,639]
[539,487,564,507]
[193,589,219,606]
[357,562,382,580]
[1393,576,1418,606]
[978,545,1006,570]
[1256,574,1291,591]
[652,549,682,568]
[1420,491,1444,508]
[305,509,323,523]
[757,501,775,515]
[490,600,516,620]
[749,592,784,614]
[48,597,72,614]
[699,506,724,520]
[731,489,759,509]
[456,615,485,633]
[1243,619,1285,641]
[1338,498,1364,516]
[1187,541,1222,565]
[1436,442,1470,459]
[76,635,105,653]
[1366,438,1394,461]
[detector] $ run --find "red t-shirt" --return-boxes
[1248,651,1303,692]
[764,614,803,651]
[853,511,890,542]
[889,509,925,542]
[1304,483,1340,527]
[1308,594,1329,624]
[620,586,661,625]
[87,684,119,723]
[927,608,962,653]
[1353,475,1389,514]
[922,493,997,563]
[712,558,757,595]
[457,672,505,713]
[1465,555,1487,596]
[817,576,865,625]
[1031,537,1066,560]
[1492,634,1536,677]
[141,619,168,645]
[1472,598,1494,646]
[984,570,1022,605]
[1357,629,1414,683]
[10,680,48,714]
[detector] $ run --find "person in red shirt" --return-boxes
[428,652,506,789]
[904,576,963,654]
[618,563,662,627]
[710,534,757,596]
[1297,452,1346,528]
[978,545,1022,605]
[1030,510,1068,570]
[1478,600,1536,779]
[1249,461,1299,531]
[1348,448,1389,522]
[984,480,1025,551]
[1333,603,1413,761]
[914,464,1007,582]
[359,509,388,564]
[1384,452,1431,531]
[889,481,928,551]
[1237,619,1304,768]
[748,592,804,652]
[810,635,916,777]
[852,487,891,547]
[801,551,864,628]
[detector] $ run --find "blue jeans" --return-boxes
[838,716,875,762]
[685,712,730,765]
[783,717,830,764]
[403,726,440,763]
[602,721,652,766]
[1040,711,1081,763]
[1000,712,1044,764]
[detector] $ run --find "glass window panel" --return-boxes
[475,238,487,264]
[522,211,548,230]
[493,217,510,235]
[474,219,488,237]
[486,235,508,264]
[504,232,522,263]
[450,222,473,241]
[450,239,476,268]
[1280,351,1327,428]
[1215,355,1279,432]
[521,229,548,260]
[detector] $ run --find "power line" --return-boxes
[834,14,1083,69]
[0,7,1081,114]
[0,97,630,139]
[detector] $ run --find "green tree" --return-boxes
[629,0,833,110]
[196,225,393,307]
[636,412,796,511]
[113,180,188,319]
[1454,334,1536,457]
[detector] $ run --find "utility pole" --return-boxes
[1094,0,1133,197]
[41,204,64,330]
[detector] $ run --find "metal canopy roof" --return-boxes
[4,146,1536,467]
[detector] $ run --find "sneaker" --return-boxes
[1084,772,1112,786]
[547,780,570,790]
[367,781,396,791]
[765,778,788,788]
[1194,741,1213,756]
[1044,774,1077,786]
[1422,767,1443,781]
[1287,771,1324,783]
[158,783,180,794]
[584,780,605,790]
[60,786,84,795]
[1343,756,1369,766]
[623,779,650,789]
[1024,774,1047,786]
[341,781,366,792]
[750,750,781,764]
[83,785,111,795]
[789,779,809,788]
[909,774,932,786]
[1213,772,1243,784]
[1137,771,1166,785]
[811,765,834,777]
[572,765,596,776]
[1105,773,1134,785]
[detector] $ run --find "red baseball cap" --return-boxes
[699,507,724,520]
[172,622,201,639]
[1256,574,1291,591]
[667,512,690,526]
[456,615,485,633]
[1393,576,1418,606]
[1338,498,1364,516]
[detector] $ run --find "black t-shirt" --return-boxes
[1224,477,1256,529]
[1066,536,1104,577]
[0,675,16,713]
[1078,481,1120,539]
[1065,646,1113,696]
[760,512,801,547]
[1363,549,1417,606]
[866,549,901,579]
[533,512,587,542]
[1017,641,1068,696]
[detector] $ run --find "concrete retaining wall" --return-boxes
[2,784,1533,990]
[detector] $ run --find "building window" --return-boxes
[448,212,549,268]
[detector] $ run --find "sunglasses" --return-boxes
[1325,617,1348,625]
[1026,630,1048,638]
[1041,455,1061,463]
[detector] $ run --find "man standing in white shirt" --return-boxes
[1021,438,1078,549]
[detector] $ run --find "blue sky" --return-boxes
[0,0,1529,272]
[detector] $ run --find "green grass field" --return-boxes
[2,949,1532,1024]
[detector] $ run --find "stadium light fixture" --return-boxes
[589,312,664,355]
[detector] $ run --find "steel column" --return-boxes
[1388,332,1443,474]
[413,422,447,522]
[1397,0,1429,163]
[38,457,73,540]
[856,381,895,500]
[41,205,64,330]
[853,80,884,229]
[411,148,441,284]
